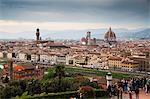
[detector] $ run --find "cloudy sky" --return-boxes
[0,0,149,39]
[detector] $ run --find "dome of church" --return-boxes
[104,27,116,42]
[81,37,87,45]
[81,37,87,42]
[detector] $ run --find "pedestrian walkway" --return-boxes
[123,90,150,99]
[111,90,150,99]
[111,96,129,99]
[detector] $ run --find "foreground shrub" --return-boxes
[79,86,95,98]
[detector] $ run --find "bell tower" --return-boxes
[86,31,91,45]
[36,28,40,41]
[36,28,40,45]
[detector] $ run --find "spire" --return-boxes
[109,27,111,32]
[37,28,39,32]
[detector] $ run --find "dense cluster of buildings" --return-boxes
[2,60,44,80]
[0,28,150,80]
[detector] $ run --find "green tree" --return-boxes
[54,65,65,91]
[63,77,78,91]
[74,76,90,86]
[26,79,42,95]
[48,77,77,92]
[41,80,51,93]
[0,85,23,98]
[43,68,55,80]
[8,79,27,93]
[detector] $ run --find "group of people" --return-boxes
[107,77,150,99]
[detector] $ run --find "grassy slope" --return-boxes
[65,67,130,79]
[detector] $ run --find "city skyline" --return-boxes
[0,1,150,98]
[0,0,149,39]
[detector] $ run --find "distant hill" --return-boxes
[130,28,150,39]
[0,28,149,40]
[117,28,150,40]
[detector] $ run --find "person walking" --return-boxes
[129,90,132,99]
[144,77,147,87]
[116,83,120,99]
[145,83,147,94]
[147,83,150,94]
[135,87,139,99]
[120,88,123,99]
[128,81,132,99]
[117,80,123,99]
[107,85,112,97]
[124,80,128,93]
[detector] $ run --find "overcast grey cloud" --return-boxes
[0,0,149,23]
[148,0,150,25]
